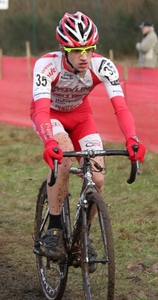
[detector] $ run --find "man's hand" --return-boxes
[43,140,63,169]
[126,137,146,163]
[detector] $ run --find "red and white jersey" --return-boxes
[32,51,124,112]
[31,51,136,145]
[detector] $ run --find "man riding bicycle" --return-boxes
[30,11,145,261]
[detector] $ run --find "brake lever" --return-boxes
[127,144,141,184]
[48,147,58,187]
[132,144,141,175]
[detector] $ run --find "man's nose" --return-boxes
[80,52,87,59]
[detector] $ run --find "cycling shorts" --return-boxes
[50,102,103,151]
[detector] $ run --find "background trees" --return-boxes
[0,0,158,57]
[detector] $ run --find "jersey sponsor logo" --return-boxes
[52,84,92,93]
[41,63,53,73]
[85,140,102,147]
[46,67,57,77]
[55,98,80,103]
[34,92,50,98]
[55,98,66,103]
[59,80,73,87]
[40,122,53,140]
[52,92,79,100]
[112,89,122,93]
[54,103,81,111]
[60,74,73,86]
[61,73,74,81]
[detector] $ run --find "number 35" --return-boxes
[36,74,47,86]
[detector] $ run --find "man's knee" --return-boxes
[93,175,104,194]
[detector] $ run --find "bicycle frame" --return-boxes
[36,148,139,251]
[65,156,98,252]
[34,147,140,300]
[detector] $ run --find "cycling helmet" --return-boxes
[56,11,99,47]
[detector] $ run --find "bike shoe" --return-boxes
[41,228,66,261]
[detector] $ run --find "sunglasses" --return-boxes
[63,45,96,55]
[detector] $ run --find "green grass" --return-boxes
[0,122,158,300]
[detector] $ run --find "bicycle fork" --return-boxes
[82,198,90,266]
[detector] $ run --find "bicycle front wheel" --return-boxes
[34,180,68,300]
[81,191,115,300]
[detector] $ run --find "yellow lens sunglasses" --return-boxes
[64,45,96,55]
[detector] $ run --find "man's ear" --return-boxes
[59,44,65,55]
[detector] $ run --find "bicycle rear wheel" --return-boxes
[34,180,68,300]
[81,191,115,300]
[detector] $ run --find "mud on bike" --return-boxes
[33,146,139,300]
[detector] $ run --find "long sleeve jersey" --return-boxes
[30,51,136,144]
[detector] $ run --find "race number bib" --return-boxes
[98,59,119,83]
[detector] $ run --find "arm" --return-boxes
[95,57,145,162]
[110,96,136,140]
[32,97,54,144]
[111,95,145,162]
[32,97,63,169]
[136,32,157,53]
[31,55,63,169]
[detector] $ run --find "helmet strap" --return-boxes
[65,52,80,74]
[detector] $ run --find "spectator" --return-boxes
[136,21,158,68]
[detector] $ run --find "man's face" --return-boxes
[64,47,95,73]
[141,26,151,35]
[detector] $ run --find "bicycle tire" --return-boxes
[34,180,68,300]
[81,191,115,300]
[62,194,72,246]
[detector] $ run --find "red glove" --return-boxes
[43,140,63,169]
[126,137,146,163]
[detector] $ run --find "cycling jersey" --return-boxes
[30,51,136,146]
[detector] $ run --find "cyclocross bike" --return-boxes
[33,146,140,300]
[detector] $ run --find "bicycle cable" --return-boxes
[91,159,107,175]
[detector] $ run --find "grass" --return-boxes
[0,122,158,300]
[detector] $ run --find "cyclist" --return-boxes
[30,11,146,261]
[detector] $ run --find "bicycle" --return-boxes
[33,146,139,300]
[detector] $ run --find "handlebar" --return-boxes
[48,145,140,186]
[48,158,58,186]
